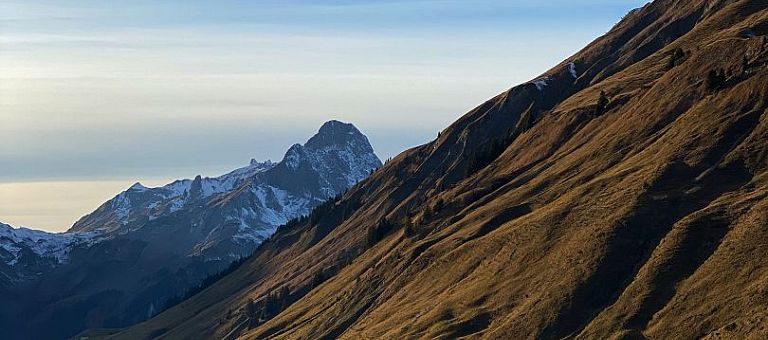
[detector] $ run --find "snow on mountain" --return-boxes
[0,222,100,266]
[568,62,578,79]
[68,120,381,261]
[189,120,382,257]
[532,77,551,91]
[306,120,382,188]
[0,120,380,338]
[104,159,277,226]
[3,120,379,277]
[88,167,266,227]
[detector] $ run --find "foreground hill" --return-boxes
[0,121,381,339]
[111,0,768,338]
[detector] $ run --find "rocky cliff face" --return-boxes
[112,1,768,339]
[0,120,381,339]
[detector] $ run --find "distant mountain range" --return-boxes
[0,120,381,339]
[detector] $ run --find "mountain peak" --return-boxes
[128,182,148,191]
[319,119,354,132]
[304,120,372,151]
[250,158,274,167]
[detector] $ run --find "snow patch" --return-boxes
[532,77,551,91]
[568,62,578,79]
[0,223,102,266]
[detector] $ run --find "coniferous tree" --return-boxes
[433,198,445,213]
[245,298,256,317]
[594,90,610,117]
[404,222,416,237]
[667,48,684,70]
[366,224,378,247]
[279,286,290,310]
[706,69,718,90]
[312,269,327,288]
[366,218,394,246]
[423,205,433,220]
[706,68,726,91]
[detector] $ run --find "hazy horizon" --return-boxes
[1,0,649,232]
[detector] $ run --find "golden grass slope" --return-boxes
[106,0,768,339]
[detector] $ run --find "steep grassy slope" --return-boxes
[106,0,768,338]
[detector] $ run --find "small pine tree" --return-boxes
[666,48,684,70]
[706,69,718,90]
[594,91,610,117]
[366,219,392,247]
[279,286,290,308]
[245,298,256,317]
[706,68,726,91]
[366,224,378,247]
[404,223,416,237]
[667,54,675,70]
[433,198,445,213]
[423,206,432,220]
[312,270,326,288]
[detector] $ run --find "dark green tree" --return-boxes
[312,269,327,288]
[366,218,394,246]
[423,205,433,220]
[594,90,610,117]
[433,198,445,213]
[667,48,685,70]
[705,68,726,91]
[404,222,417,237]
[245,298,256,317]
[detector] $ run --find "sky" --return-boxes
[0,0,648,231]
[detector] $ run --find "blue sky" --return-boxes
[1,0,649,180]
[1,0,647,230]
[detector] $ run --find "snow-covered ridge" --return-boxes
[0,222,100,266]
[142,158,275,199]
[69,120,381,262]
[108,159,277,224]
